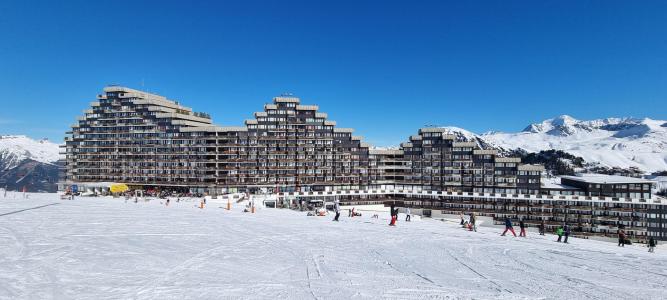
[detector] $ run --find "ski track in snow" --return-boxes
[0,195,666,300]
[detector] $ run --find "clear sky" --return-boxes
[0,1,666,146]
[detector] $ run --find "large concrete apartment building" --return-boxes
[62,86,666,241]
[63,86,541,195]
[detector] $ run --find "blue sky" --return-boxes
[0,1,665,146]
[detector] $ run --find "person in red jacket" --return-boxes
[389,204,397,226]
[618,228,626,247]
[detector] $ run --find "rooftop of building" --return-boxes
[560,174,654,184]
[541,177,581,190]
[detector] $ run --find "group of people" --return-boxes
[389,205,414,225]
[616,226,657,252]
[331,201,364,222]
[499,217,658,252]
[330,203,660,253]
[555,224,571,243]
[501,217,570,243]
[332,202,408,226]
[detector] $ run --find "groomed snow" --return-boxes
[1,193,666,299]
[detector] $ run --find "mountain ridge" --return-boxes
[450,115,667,173]
[0,135,61,192]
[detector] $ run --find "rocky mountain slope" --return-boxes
[0,135,61,192]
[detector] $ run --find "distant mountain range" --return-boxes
[438,115,667,174]
[0,135,61,192]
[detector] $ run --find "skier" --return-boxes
[519,219,527,237]
[166,199,170,206]
[648,237,657,253]
[469,213,477,232]
[389,204,397,226]
[501,217,517,237]
[460,213,465,225]
[563,224,571,243]
[618,228,626,247]
[405,207,411,222]
[556,226,564,242]
[539,220,546,236]
[333,200,341,222]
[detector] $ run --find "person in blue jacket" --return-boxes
[563,223,571,243]
[501,217,517,237]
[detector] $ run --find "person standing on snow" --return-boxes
[469,213,477,232]
[648,237,657,253]
[391,206,399,226]
[519,219,527,237]
[501,217,517,237]
[389,204,397,226]
[539,220,546,236]
[333,200,341,221]
[618,228,627,247]
[556,226,564,242]
[405,207,411,222]
[460,213,465,225]
[563,224,571,243]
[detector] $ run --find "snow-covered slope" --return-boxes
[437,126,505,151]
[481,116,667,173]
[1,195,665,299]
[0,135,61,170]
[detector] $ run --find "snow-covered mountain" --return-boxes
[0,135,61,170]
[436,126,504,152]
[0,135,62,192]
[480,115,667,173]
[427,116,667,173]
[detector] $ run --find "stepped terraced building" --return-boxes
[62,86,666,241]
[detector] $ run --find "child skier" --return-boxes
[333,200,341,222]
[519,219,527,237]
[648,237,657,253]
[405,207,411,222]
[389,204,397,226]
[563,224,571,243]
[501,217,517,237]
[539,220,546,236]
[469,213,477,232]
[556,226,564,242]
